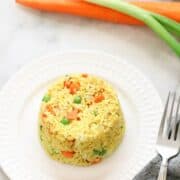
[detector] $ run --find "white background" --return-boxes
[0,0,180,179]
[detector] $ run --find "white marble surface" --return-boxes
[0,0,180,179]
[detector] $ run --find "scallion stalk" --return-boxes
[86,0,180,56]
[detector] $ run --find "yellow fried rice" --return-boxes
[39,74,125,166]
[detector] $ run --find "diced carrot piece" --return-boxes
[64,80,80,94]
[91,158,102,164]
[62,151,75,158]
[94,94,105,103]
[64,80,72,88]
[74,82,80,90]
[69,82,80,94]
[46,105,56,116]
[69,86,77,95]
[67,109,79,120]
[41,114,52,124]
[42,113,47,118]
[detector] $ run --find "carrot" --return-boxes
[64,80,80,94]
[67,108,80,120]
[69,86,77,95]
[64,80,72,88]
[94,94,105,103]
[62,151,75,158]
[16,0,180,25]
[69,82,80,94]
[91,158,102,164]
[46,104,56,116]
[42,113,47,118]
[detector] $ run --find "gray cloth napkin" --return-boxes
[133,154,180,180]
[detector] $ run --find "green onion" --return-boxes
[42,95,51,102]
[93,148,107,156]
[93,149,100,155]
[151,13,180,37]
[73,96,82,104]
[86,0,180,56]
[61,117,70,125]
[52,148,59,155]
[100,148,107,156]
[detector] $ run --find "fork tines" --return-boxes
[158,92,180,141]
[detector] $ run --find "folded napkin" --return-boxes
[133,154,180,180]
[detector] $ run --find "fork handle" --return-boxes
[157,159,168,180]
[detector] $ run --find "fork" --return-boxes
[156,92,180,180]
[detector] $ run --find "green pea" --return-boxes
[93,148,107,156]
[73,96,82,104]
[42,95,51,102]
[61,117,70,125]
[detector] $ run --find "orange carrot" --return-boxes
[91,158,102,164]
[69,82,80,94]
[62,151,75,158]
[16,0,180,25]
[94,94,105,103]
[46,104,56,116]
[42,113,47,118]
[64,80,80,94]
[67,108,80,120]
[64,80,72,88]
[69,86,77,95]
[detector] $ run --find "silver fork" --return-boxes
[156,92,180,180]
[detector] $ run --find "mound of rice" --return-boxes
[39,74,125,166]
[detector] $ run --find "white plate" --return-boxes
[0,51,162,180]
